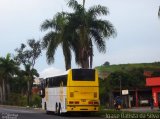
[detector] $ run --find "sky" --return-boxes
[0,0,160,74]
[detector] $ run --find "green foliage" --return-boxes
[30,94,41,108]
[98,64,148,106]
[14,39,41,106]
[152,70,160,77]
[14,39,41,68]
[10,73,27,94]
[0,53,20,103]
[107,68,145,89]
[5,93,41,107]
[103,61,110,66]
[96,62,160,73]
[66,0,116,68]
[99,77,111,105]
[41,0,116,69]
[7,93,27,106]
[41,12,72,70]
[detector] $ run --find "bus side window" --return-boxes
[62,75,67,86]
[48,78,52,87]
[39,80,45,98]
[46,79,49,87]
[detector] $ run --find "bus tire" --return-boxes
[55,103,58,114]
[58,103,62,115]
[45,102,49,114]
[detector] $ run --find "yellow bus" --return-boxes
[40,68,99,115]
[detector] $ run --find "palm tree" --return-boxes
[23,64,39,106]
[0,54,19,103]
[41,12,74,70]
[41,0,116,69]
[66,0,116,68]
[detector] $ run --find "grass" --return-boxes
[95,108,160,119]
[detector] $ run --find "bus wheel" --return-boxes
[55,103,58,114]
[45,102,49,114]
[58,103,62,115]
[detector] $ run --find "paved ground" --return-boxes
[122,106,160,112]
[0,105,104,119]
[0,105,160,119]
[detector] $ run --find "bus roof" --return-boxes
[40,68,95,79]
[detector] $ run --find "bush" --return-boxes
[7,93,27,106]
[30,94,41,108]
[6,93,41,107]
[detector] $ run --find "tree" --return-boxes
[103,61,110,66]
[0,54,19,104]
[10,70,27,95]
[0,68,4,103]
[41,12,73,70]
[66,0,116,68]
[23,64,39,105]
[15,39,41,69]
[107,68,145,90]
[41,0,116,69]
[14,39,41,105]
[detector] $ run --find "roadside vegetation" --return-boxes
[0,39,41,107]
[97,62,160,107]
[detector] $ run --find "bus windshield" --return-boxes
[72,69,95,81]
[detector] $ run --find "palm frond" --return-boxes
[62,42,72,70]
[90,29,106,53]
[103,20,117,38]
[40,19,53,31]
[41,31,56,49]
[90,20,117,38]
[67,0,78,9]
[67,0,83,12]
[41,13,66,31]
[46,35,59,65]
[88,5,109,17]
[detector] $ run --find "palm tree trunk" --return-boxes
[7,83,10,102]
[2,80,6,104]
[0,86,2,104]
[27,80,31,106]
[81,47,89,68]
[27,76,33,106]
[5,82,8,104]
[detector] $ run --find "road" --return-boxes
[0,106,104,119]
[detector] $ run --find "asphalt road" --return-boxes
[0,106,104,119]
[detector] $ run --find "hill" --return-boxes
[95,62,160,78]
